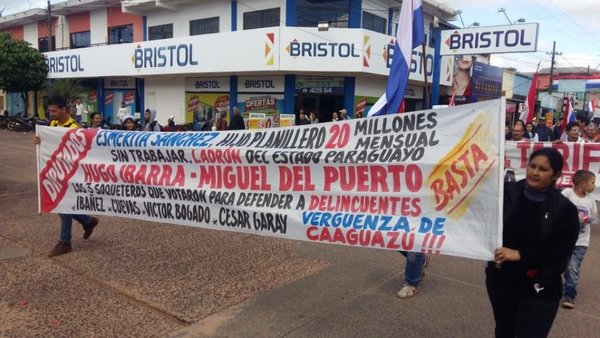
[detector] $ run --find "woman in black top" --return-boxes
[486,147,579,337]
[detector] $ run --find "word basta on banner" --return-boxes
[36,99,506,261]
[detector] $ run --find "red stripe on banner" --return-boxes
[39,129,97,213]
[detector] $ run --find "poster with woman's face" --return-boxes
[447,56,474,104]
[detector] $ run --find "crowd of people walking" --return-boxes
[506,115,600,143]
[32,95,595,337]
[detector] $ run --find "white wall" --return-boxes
[355,75,385,97]
[23,23,38,48]
[146,1,231,38]
[55,15,68,49]
[144,77,186,124]
[90,8,107,45]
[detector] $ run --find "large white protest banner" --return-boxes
[505,141,600,200]
[37,99,505,260]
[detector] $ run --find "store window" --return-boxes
[190,17,219,35]
[70,31,90,49]
[109,24,133,44]
[296,0,348,28]
[243,8,280,30]
[362,11,386,34]
[38,36,56,52]
[190,16,219,35]
[148,24,173,40]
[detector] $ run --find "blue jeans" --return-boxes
[564,246,588,299]
[402,251,426,287]
[59,213,92,243]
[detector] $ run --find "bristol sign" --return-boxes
[440,23,539,55]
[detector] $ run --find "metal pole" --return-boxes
[548,41,556,94]
[431,24,441,106]
[47,0,52,51]
[421,43,429,109]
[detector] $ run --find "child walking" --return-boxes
[561,170,597,309]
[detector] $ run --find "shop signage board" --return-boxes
[185,77,230,92]
[45,28,279,78]
[440,23,539,55]
[238,76,285,93]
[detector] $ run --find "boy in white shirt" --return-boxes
[561,170,597,309]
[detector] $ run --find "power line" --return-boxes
[530,0,600,57]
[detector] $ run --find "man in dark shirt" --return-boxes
[297,110,310,125]
[228,107,246,130]
[533,116,553,141]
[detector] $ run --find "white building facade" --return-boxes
[0,0,457,126]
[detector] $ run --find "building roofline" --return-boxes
[0,8,48,30]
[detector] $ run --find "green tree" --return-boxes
[42,78,85,102]
[0,32,48,116]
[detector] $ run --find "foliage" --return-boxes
[0,32,48,115]
[43,78,85,101]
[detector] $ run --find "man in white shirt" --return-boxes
[117,101,130,123]
[75,98,84,123]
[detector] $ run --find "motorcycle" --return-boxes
[0,115,9,129]
[7,116,41,132]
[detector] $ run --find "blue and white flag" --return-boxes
[368,0,424,117]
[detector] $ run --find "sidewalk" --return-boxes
[1,129,599,337]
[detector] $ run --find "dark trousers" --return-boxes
[486,273,559,337]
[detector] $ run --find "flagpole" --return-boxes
[583,65,590,120]
[422,43,429,109]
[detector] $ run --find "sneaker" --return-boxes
[83,217,99,240]
[48,242,72,257]
[397,284,418,299]
[561,297,575,309]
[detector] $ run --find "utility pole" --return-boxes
[46,0,53,52]
[547,41,562,94]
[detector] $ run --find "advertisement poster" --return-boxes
[87,90,98,116]
[279,114,295,128]
[36,99,505,261]
[237,94,284,129]
[248,113,267,129]
[446,56,474,105]
[355,96,379,118]
[470,61,503,103]
[185,93,230,125]
[104,90,135,124]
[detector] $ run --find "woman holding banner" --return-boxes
[486,148,579,337]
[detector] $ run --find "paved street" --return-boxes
[1,129,599,337]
